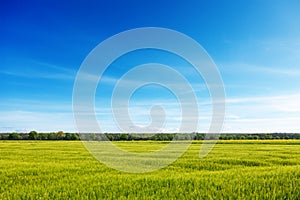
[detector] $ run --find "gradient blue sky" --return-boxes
[1,0,300,133]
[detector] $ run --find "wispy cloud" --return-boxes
[221,62,300,77]
[226,94,300,111]
[0,68,75,80]
[223,93,300,133]
[0,111,74,133]
[1,59,76,80]
[248,65,300,76]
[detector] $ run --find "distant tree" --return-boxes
[113,134,120,141]
[130,134,138,141]
[37,133,48,140]
[56,131,65,140]
[62,133,79,140]
[106,134,114,141]
[265,134,273,140]
[253,135,259,140]
[221,135,229,140]
[48,132,57,140]
[70,133,79,140]
[8,132,21,140]
[174,134,185,140]
[240,135,246,140]
[21,133,29,140]
[284,135,290,139]
[194,133,204,140]
[1,134,9,140]
[90,133,97,140]
[95,134,107,141]
[64,133,72,140]
[167,134,175,140]
[28,131,38,140]
[293,134,300,139]
[259,134,266,139]
[120,134,129,141]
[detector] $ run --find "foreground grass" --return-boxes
[0,140,299,199]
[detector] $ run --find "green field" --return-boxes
[0,140,299,199]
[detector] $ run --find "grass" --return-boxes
[0,140,299,199]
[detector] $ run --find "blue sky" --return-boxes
[1,0,300,133]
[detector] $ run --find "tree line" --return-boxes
[0,131,299,140]
[0,131,79,140]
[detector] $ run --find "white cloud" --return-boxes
[221,62,300,77]
[0,111,75,133]
[223,93,300,133]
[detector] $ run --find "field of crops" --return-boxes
[0,140,299,199]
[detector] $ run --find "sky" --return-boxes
[1,0,300,133]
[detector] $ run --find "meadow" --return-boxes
[0,140,299,199]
